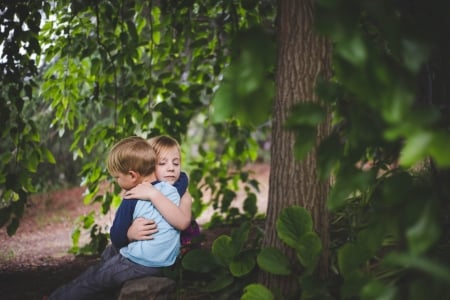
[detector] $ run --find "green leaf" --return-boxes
[338,243,368,277]
[402,39,430,73]
[287,103,326,126]
[211,82,234,123]
[230,221,251,254]
[257,247,291,275]
[292,126,317,160]
[361,280,397,300]
[338,223,385,277]
[327,169,376,211]
[406,203,440,255]
[241,284,274,300]
[429,131,450,167]
[7,217,20,236]
[276,206,313,248]
[204,273,234,292]
[71,228,81,247]
[297,232,322,274]
[336,34,367,65]
[42,147,56,164]
[399,131,433,167]
[212,235,235,266]
[317,133,344,180]
[181,249,220,273]
[384,252,450,283]
[82,212,95,229]
[243,193,258,217]
[211,26,275,126]
[230,251,256,277]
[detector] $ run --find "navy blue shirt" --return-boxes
[110,172,188,249]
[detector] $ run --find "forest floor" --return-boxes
[0,163,269,300]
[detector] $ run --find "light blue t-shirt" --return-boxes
[120,181,181,267]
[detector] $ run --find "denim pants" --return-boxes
[49,245,162,300]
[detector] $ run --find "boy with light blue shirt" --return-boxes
[120,180,180,267]
[49,136,183,300]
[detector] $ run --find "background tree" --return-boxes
[259,0,332,296]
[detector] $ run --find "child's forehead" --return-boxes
[158,147,180,158]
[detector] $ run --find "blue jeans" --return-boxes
[49,245,162,300]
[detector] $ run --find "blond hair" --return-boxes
[147,135,181,159]
[107,136,156,176]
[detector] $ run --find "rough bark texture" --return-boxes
[260,0,332,297]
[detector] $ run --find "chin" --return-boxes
[164,178,176,184]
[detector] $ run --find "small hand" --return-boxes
[123,183,154,201]
[127,217,158,241]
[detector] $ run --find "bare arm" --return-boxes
[124,183,192,230]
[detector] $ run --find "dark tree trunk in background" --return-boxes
[260,0,332,296]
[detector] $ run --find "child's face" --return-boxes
[111,171,136,191]
[155,147,181,185]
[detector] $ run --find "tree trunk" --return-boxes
[260,0,332,296]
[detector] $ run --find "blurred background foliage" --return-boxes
[1,0,276,237]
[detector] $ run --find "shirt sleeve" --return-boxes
[173,171,188,196]
[109,199,138,249]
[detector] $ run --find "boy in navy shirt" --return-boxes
[49,136,184,299]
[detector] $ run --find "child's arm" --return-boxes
[124,182,192,230]
[110,200,138,248]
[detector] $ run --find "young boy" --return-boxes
[123,135,192,239]
[49,136,183,300]
[124,135,200,254]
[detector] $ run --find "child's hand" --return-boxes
[127,217,158,241]
[123,182,155,201]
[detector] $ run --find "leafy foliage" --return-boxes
[0,0,276,248]
[178,206,327,299]
[0,1,56,235]
[313,0,450,298]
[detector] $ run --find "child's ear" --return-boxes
[128,170,139,181]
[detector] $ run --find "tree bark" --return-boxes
[260,0,332,296]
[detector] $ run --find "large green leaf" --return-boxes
[399,131,433,167]
[286,103,327,127]
[276,206,313,248]
[211,26,275,126]
[429,131,450,167]
[296,232,322,274]
[406,202,440,255]
[360,280,397,300]
[181,249,220,273]
[230,251,256,277]
[212,235,235,266]
[257,247,291,275]
[338,243,369,277]
[204,272,234,292]
[241,284,274,300]
[230,221,251,254]
[384,252,450,283]
[292,126,317,160]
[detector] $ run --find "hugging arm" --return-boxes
[110,199,138,248]
[124,172,192,231]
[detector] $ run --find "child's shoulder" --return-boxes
[154,181,178,193]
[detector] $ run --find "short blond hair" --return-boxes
[147,135,181,159]
[107,136,156,176]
